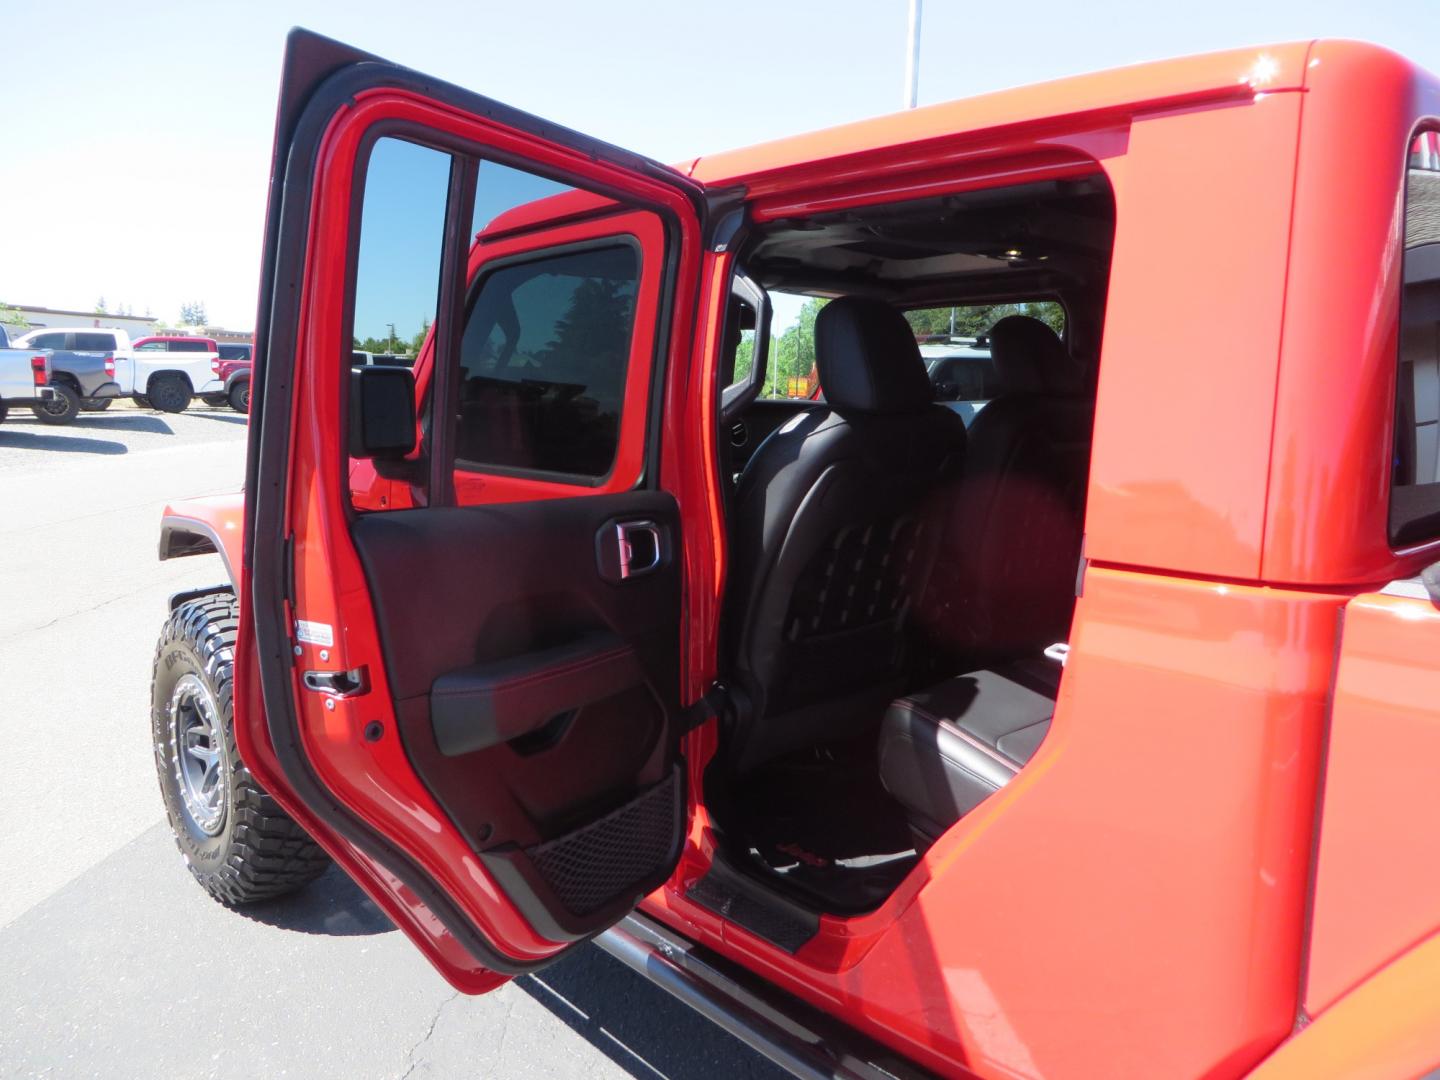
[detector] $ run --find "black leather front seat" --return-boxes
[724,297,966,772]
[878,660,1059,847]
[919,315,1094,665]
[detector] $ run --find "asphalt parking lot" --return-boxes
[0,403,783,1080]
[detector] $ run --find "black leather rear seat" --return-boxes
[878,658,1059,847]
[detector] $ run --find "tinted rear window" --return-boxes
[455,244,639,479]
[218,345,251,361]
[1392,133,1440,545]
[74,333,115,351]
[171,340,210,352]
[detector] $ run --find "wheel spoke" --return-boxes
[184,741,219,765]
[199,762,222,800]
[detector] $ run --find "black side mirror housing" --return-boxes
[349,365,416,460]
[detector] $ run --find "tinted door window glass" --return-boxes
[75,333,115,351]
[30,333,67,350]
[455,245,639,478]
[1392,132,1440,545]
[171,340,210,352]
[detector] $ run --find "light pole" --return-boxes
[903,0,922,110]
[386,322,396,353]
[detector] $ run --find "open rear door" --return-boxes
[236,29,708,989]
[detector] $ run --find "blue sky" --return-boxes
[5,0,1439,330]
[353,141,576,344]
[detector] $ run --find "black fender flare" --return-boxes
[158,515,238,592]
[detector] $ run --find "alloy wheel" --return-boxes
[169,673,227,836]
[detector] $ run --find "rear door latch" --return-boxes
[301,667,369,698]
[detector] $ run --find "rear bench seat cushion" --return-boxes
[878,660,1059,844]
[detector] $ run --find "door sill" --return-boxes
[596,909,933,1080]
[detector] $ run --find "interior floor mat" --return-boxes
[746,846,917,915]
[722,734,918,914]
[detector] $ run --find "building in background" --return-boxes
[4,304,253,344]
[9,304,160,338]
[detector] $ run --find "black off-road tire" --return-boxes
[81,397,113,411]
[227,380,250,414]
[148,374,192,413]
[32,383,80,425]
[152,592,330,904]
[201,394,227,408]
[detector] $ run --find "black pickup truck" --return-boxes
[6,327,122,424]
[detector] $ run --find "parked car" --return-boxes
[15,327,222,412]
[129,334,225,411]
[148,32,1440,1079]
[8,327,123,422]
[920,338,997,426]
[351,349,412,367]
[0,323,56,423]
[135,335,250,412]
[212,343,253,413]
[131,334,219,354]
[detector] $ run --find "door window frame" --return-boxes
[448,217,666,503]
[342,116,685,513]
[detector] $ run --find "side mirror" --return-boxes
[349,365,416,460]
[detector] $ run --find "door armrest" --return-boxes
[430,634,642,757]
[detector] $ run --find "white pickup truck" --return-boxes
[11,327,223,413]
[0,324,56,423]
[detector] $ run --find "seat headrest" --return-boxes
[814,297,933,414]
[988,315,1083,395]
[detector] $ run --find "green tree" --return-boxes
[409,316,431,355]
[535,278,635,374]
[734,333,755,383]
[765,297,827,396]
[179,300,208,326]
[0,302,28,328]
[95,296,108,314]
[903,301,1066,340]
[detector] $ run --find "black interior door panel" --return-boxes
[350,491,683,940]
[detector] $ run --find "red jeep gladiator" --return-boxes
[150,30,1440,1078]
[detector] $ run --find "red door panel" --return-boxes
[238,29,705,988]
